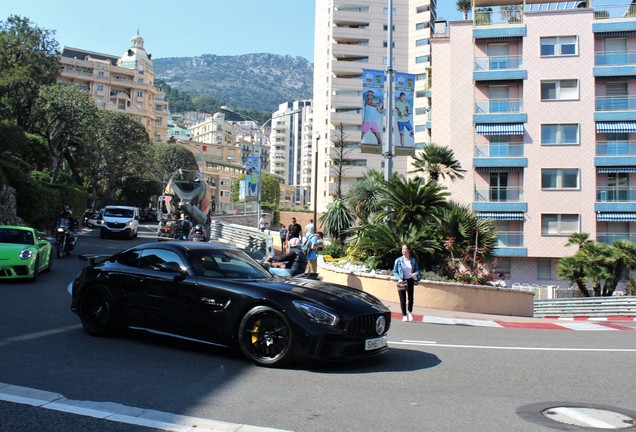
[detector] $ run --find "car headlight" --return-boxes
[57,227,65,233]
[19,249,33,260]
[293,301,338,327]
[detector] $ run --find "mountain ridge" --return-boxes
[153,53,314,113]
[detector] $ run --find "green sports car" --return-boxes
[0,225,52,281]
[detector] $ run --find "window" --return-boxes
[542,82,573,102]
[542,214,580,235]
[97,85,104,91]
[537,259,553,280]
[137,91,143,98]
[541,124,579,145]
[415,38,429,47]
[97,71,105,77]
[416,55,430,64]
[541,169,579,189]
[415,22,429,30]
[540,36,577,56]
[541,80,578,100]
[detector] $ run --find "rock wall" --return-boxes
[0,186,24,226]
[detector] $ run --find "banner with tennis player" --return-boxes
[360,68,385,154]
[393,72,416,156]
[244,155,259,201]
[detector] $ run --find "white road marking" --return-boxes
[0,382,292,432]
[4,325,83,342]
[422,316,504,327]
[390,340,636,352]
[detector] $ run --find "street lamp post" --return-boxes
[220,106,301,227]
[313,131,320,230]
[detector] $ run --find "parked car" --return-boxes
[0,225,52,281]
[69,242,391,367]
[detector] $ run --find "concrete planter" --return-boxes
[318,258,535,317]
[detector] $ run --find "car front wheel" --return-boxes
[238,306,294,367]
[78,284,117,337]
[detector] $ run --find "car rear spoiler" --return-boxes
[78,254,107,266]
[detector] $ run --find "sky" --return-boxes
[1,0,461,62]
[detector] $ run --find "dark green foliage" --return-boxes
[321,241,347,259]
[117,177,162,208]
[319,198,356,244]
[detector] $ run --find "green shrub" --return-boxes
[321,241,347,259]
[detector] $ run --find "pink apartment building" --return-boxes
[430,0,636,288]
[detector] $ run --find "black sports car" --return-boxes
[69,242,391,367]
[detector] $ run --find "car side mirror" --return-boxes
[158,261,187,281]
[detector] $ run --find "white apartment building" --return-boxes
[58,34,168,142]
[269,100,313,207]
[312,0,436,212]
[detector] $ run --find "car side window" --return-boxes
[116,250,142,267]
[139,249,185,272]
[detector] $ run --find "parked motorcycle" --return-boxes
[56,217,77,258]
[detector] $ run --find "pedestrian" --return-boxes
[490,273,507,288]
[287,217,302,241]
[279,224,288,253]
[266,238,307,277]
[258,214,267,232]
[393,243,421,322]
[305,219,315,239]
[306,231,324,274]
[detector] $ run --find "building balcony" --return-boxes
[597,232,636,244]
[333,10,370,26]
[332,60,366,75]
[495,230,524,248]
[474,99,527,124]
[593,3,636,21]
[473,144,527,169]
[595,187,636,211]
[473,187,527,212]
[332,27,372,43]
[473,56,527,81]
[594,50,636,77]
[332,43,370,59]
[595,96,636,121]
[595,141,636,166]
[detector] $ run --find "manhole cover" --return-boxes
[542,407,636,429]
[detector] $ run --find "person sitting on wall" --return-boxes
[266,238,307,277]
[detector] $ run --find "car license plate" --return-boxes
[365,336,387,351]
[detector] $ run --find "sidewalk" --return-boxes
[384,300,635,331]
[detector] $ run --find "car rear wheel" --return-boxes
[238,306,294,367]
[78,284,117,337]
[44,252,52,272]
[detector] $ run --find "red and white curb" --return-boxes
[391,312,634,331]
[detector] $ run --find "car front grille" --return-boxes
[106,222,126,229]
[342,312,391,338]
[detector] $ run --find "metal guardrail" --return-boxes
[534,297,636,318]
[209,220,273,260]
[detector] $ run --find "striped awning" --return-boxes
[596,122,636,133]
[597,212,636,222]
[476,212,525,221]
[476,166,524,172]
[597,167,636,173]
[476,123,524,135]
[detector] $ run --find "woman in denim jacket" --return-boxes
[393,243,421,322]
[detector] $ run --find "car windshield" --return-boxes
[103,208,134,218]
[189,249,272,279]
[0,228,34,245]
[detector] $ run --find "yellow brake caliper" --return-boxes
[251,319,261,345]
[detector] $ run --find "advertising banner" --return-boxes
[361,68,385,154]
[393,72,416,156]
[245,155,259,201]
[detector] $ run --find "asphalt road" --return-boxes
[1,224,636,432]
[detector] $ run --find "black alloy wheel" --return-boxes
[78,285,117,337]
[238,306,294,367]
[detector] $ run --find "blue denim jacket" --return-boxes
[393,256,421,282]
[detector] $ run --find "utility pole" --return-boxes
[384,0,395,182]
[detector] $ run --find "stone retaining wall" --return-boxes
[318,258,535,317]
[0,186,24,226]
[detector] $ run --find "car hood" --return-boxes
[243,278,389,312]
[0,243,32,252]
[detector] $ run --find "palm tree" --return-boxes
[374,173,450,228]
[410,143,466,182]
[556,255,591,297]
[344,169,384,224]
[457,0,472,20]
[319,198,356,244]
[565,232,591,250]
[605,240,636,296]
